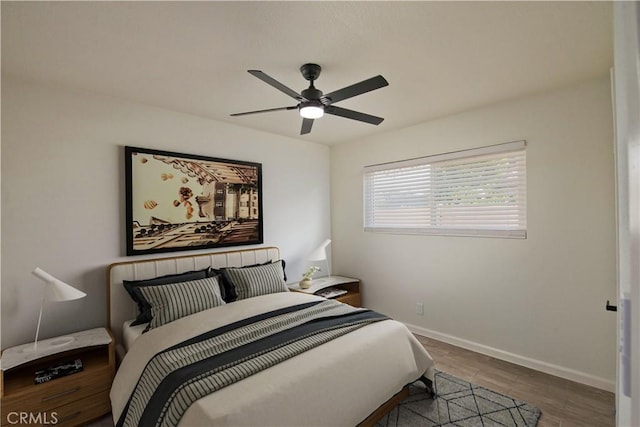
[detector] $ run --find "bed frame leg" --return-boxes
[417,375,435,398]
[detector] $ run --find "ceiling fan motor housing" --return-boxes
[301,86,324,101]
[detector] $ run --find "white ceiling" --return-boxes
[1,1,612,145]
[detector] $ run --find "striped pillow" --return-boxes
[135,276,225,330]
[222,260,288,300]
[122,267,211,326]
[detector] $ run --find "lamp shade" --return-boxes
[308,239,331,261]
[32,267,86,301]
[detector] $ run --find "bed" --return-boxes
[107,247,435,427]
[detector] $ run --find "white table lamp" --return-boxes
[308,239,331,277]
[30,267,86,351]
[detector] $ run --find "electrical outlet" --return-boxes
[416,302,424,315]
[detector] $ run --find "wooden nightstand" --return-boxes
[288,276,361,307]
[0,328,115,427]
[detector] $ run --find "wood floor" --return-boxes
[91,335,616,427]
[415,334,616,427]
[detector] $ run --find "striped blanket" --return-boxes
[116,299,389,427]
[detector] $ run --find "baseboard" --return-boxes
[405,322,615,392]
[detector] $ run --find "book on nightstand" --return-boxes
[34,358,83,384]
[316,287,348,299]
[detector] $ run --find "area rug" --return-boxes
[376,371,541,427]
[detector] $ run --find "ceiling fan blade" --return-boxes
[324,105,384,125]
[324,75,388,104]
[301,118,314,135]
[230,106,297,117]
[248,70,305,101]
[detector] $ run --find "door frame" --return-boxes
[613,2,640,426]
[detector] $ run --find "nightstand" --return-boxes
[288,275,361,307]
[0,328,115,427]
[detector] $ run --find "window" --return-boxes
[363,141,526,238]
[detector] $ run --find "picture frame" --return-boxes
[125,146,263,256]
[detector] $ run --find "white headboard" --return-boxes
[107,246,280,348]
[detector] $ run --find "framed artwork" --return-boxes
[125,146,263,256]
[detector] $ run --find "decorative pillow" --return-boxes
[135,276,225,331]
[123,268,211,326]
[214,262,270,302]
[221,260,288,301]
[214,259,286,302]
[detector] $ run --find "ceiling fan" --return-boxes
[231,63,389,135]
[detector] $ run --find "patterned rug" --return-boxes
[376,371,541,427]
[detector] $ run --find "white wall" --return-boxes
[331,76,617,389]
[1,78,331,349]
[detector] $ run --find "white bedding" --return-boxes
[111,292,434,427]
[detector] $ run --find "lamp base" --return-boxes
[23,336,76,353]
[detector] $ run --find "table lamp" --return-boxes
[30,267,86,351]
[308,239,332,277]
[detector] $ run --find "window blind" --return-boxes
[363,141,527,238]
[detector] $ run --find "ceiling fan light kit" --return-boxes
[231,63,388,135]
[299,103,324,119]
